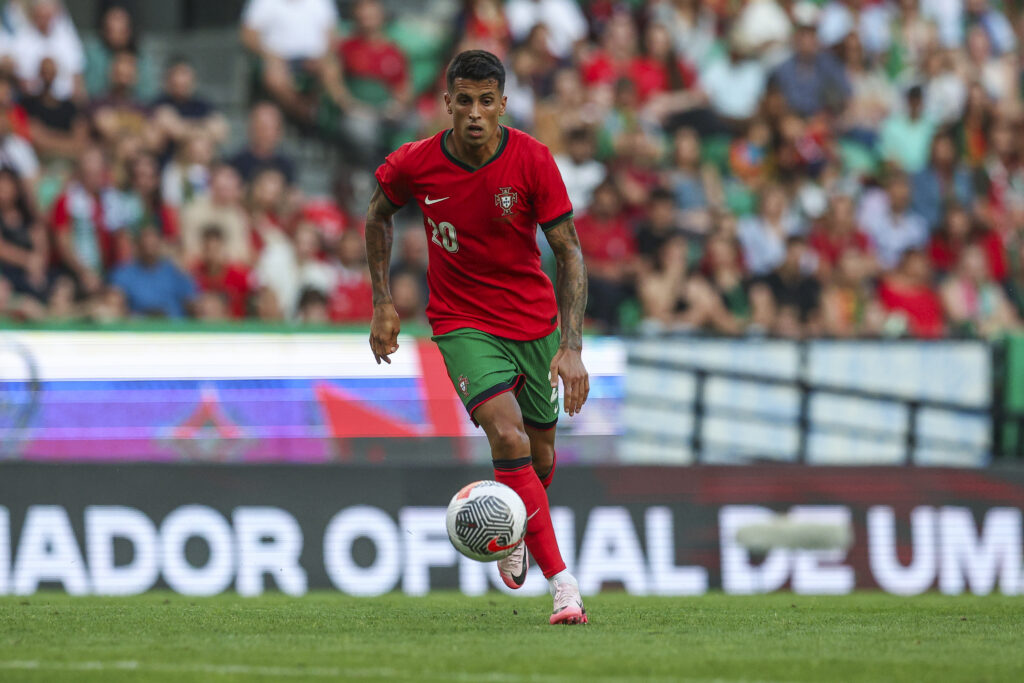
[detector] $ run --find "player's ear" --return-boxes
[499,95,507,116]
[443,92,452,114]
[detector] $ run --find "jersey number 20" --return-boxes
[428,218,459,253]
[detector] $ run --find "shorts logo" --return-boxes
[458,375,470,397]
[495,187,519,216]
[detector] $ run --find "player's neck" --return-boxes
[446,126,504,169]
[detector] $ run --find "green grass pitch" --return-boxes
[1,592,1022,682]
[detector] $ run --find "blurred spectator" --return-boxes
[701,230,766,333]
[532,67,591,155]
[389,227,428,297]
[635,187,684,267]
[729,119,774,189]
[338,0,411,118]
[50,147,112,295]
[83,5,157,101]
[965,0,1016,55]
[106,154,178,266]
[193,290,230,322]
[151,58,229,157]
[818,0,893,55]
[22,56,88,161]
[253,284,284,321]
[650,0,717,68]
[808,193,873,278]
[328,228,373,323]
[940,242,1020,337]
[505,0,587,60]
[390,268,425,325]
[296,286,329,324]
[191,224,251,319]
[857,170,929,270]
[772,13,850,117]
[181,163,252,265]
[458,0,512,59]
[161,133,215,209]
[228,102,296,185]
[240,0,345,123]
[575,179,636,331]
[554,127,605,212]
[110,226,196,318]
[10,0,84,102]
[251,168,298,314]
[668,127,719,234]
[962,24,1017,102]
[759,236,822,338]
[838,33,899,144]
[879,85,936,173]
[820,248,884,338]
[921,48,966,127]
[877,249,945,338]
[911,133,973,231]
[90,50,153,149]
[0,168,46,301]
[954,82,991,168]
[738,184,803,276]
[699,33,766,125]
[294,220,335,295]
[731,0,792,57]
[0,83,41,190]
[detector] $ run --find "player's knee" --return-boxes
[490,423,530,460]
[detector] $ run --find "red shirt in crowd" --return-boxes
[877,278,945,338]
[582,52,695,103]
[338,36,409,97]
[808,226,872,268]
[192,263,251,318]
[375,125,572,340]
[929,229,1006,278]
[50,184,114,272]
[329,270,374,323]
[575,212,637,269]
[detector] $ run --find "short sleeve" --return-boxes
[242,0,270,30]
[532,145,573,231]
[374,148,411,208]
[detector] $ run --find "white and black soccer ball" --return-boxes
[446,481,528,562]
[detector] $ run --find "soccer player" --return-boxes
[366,50,589,625]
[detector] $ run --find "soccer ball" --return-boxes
[446,481,528,562]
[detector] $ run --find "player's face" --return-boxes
[445,78,506,149]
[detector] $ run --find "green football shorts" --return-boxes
[432,327,560,430]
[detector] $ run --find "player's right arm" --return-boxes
[365,184,402,364]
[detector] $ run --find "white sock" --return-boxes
[548,569,577,595]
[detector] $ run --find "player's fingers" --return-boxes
[563,377,575,415]
[580,374,591,408]
[570,376,584,415]
[548,360,559,388]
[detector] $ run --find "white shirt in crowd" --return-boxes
[242,0,338,61]
[857,188,929,270]
[700,57,766,120]
[505,0,587,59]
[3,7,83,100]
[554,155,606,212]
[0,134,40,182]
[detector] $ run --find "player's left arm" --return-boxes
[544,216,589,416]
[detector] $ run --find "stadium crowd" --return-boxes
[1,0,1024,340]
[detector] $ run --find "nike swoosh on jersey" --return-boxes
[424,196,450,205]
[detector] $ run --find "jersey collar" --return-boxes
[441,125,508,173]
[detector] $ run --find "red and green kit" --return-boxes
[375,125,573,427]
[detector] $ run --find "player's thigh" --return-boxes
[506,329,561,432]
[432,328,524,424]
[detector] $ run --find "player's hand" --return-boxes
[550,347,589,417]
[369,303,400,364]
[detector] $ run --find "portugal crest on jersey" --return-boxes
[458,375,470,396]
[495,187,519,215]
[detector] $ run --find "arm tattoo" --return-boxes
[544,217,587,350]
[365,185,400,306]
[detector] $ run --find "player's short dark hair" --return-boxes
[446,50,505,93]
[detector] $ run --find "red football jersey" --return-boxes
[375,126,572,340]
